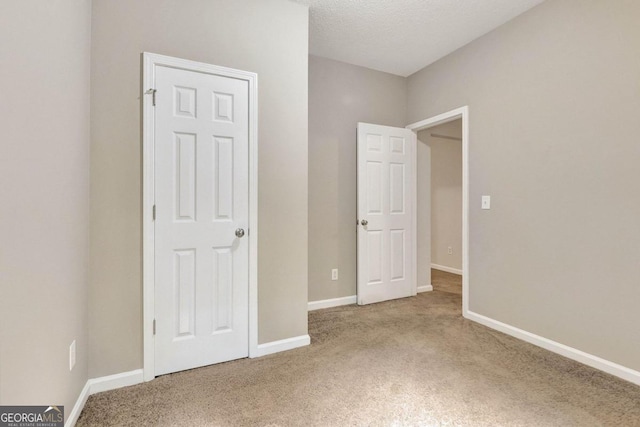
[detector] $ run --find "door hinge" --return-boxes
[153,319,156,335]
[152,205,156,221]
[145,88,157,106]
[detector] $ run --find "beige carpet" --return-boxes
[431,269,462,295]
[78,270,640,426]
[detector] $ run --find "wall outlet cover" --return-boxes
[481,195,491,210]
[69,340,76,371]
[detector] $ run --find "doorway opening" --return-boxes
[407,107,469,316]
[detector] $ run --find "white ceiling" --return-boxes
[295,0,546,77]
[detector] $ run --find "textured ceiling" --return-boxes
[295,0,546,76]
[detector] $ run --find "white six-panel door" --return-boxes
[357,123,415,305]
[154,65,249,375]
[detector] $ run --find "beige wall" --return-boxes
[0,0,91,419]
[417,120,462,273]
[308,55,407,302]
[89,0,309,377]
[408,0,640,371]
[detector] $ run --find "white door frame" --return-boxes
[406,106,469,316]
[142,52,259,381]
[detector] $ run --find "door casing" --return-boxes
[406,106,469,316]
[142,52,259,381]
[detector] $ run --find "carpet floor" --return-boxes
[77,270,640,426]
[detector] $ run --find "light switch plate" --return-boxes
[481,195,491,210]
[69,340,76,371]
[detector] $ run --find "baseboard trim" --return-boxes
[66,335,311,426]
[65,369,144,427]
[308,295,357,311]
[65,381,91,427]
[431,263,463,275]
[88,369,144,395]
[417,285,433,293]
[68,315,640,425]
[465,310,640,386]
[252,334,311,358]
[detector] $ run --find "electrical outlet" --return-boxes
[69,340,76,371]
[331,269,338,281]
[447,246,453,255]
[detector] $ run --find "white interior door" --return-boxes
[357,123,415,305]
[154,65,249,376]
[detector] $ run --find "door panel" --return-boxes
[154,65,249,376]
[357,123,415,305]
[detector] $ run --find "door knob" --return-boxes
[360,219,368,226]
[235,228,245,238]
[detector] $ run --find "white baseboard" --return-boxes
[65,369,144,427]
[251,334,311,358]
[68,316,640,426]
[67,335,311,426]
[88,369,144,394]
[417,285,433,293]
[308,295,357,311]
[65,381,91,427]
[465,310,640,386]
[431,263,463,275]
